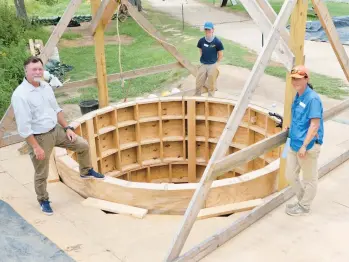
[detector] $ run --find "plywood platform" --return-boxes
[1,120,349,261]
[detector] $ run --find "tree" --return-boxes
[13,0,27,20]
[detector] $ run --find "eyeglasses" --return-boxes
[291,69,308,78]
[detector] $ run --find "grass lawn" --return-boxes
[201,0,349,20]
[4,0,347,107]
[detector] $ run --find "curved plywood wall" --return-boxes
[55,96,282,214]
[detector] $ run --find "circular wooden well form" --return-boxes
[55,97,282,214]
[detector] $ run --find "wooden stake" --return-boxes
[91,0,109,107]
[278,0,308,191]
[165,1,297,260]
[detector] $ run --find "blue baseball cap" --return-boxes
[204,22,214,30]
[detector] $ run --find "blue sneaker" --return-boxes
[40,200,53,216]
[80,168,105,180]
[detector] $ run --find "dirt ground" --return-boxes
[49,22,134,48]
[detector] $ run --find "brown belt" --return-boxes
[34,126,56,136]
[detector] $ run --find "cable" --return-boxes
[116,2,126,101]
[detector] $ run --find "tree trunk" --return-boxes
[14,0,28,20]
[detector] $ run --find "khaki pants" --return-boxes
[195,63,219,96]
[29,125,92,202]
[285,144,321,210]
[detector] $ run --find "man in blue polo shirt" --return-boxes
[285,65,324,216]
[195,22,224,97]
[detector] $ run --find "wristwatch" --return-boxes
[64,126,75,132]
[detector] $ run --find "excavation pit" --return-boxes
[55,97,282,215]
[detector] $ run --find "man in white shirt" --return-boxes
[11,56,105,216]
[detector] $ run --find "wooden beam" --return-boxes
[121,0,197,76]
[39,0,82,64]
[278,0,309,191]
[89,0,112,35]
[197,199,263,220]
[55,62,183,93]
[91,0,109,108]
[239,0,294,71]
[255,0,290,43]
[165,1,297,260]
[187,99,196,183]
[214,97,349,176]
[0,133,24,148]
[102,0,119,28]
[82,197,148,218]
[311,0,349,81]
[0,106,19,148]
[174,147,349,261]
[213,131,287,177]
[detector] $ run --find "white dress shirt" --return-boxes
[11,78,63,138]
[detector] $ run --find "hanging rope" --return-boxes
[115,2,128,102]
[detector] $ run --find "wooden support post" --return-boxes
[91,0,109,108]
[187,100,196,182]
[121,0,197,76]
[240,0,294,70]
[165,1,297,260]
[311,0,349,80]
[39,0,82,64]
[86,119,98,171]
[278,0,308,191]
[89,0,112,35]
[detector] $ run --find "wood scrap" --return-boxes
[197,199,263,220]
[82,197,148,219]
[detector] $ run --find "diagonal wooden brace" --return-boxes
[164,0,297,261]
[39,0,83,64]
[240,0,295,71]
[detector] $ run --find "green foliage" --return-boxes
[0,0,26,46]
[61,32,83,40]
[0,0,50,118]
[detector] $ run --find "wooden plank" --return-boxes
[39,0,82,64]
[121,0,197,76]
[311,0,349,81]
[82,197,148,219]
[174,147,349,261]
[278,0,308,190]
[197,199,263,220]
[215,97,349,176]
[29,39,36,56]
[91,0,109,108]
[55,62,182,94]
[48,149,60,183]
[86,119,98,171]
[0,106,18,148]
[187,100,196,182]
[89,0,112,35]
[214,131,287,177]
[0,133,24,148]
[239,0,294,71]
[165,2,297,260]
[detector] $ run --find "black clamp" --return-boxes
[268,112,283,128]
